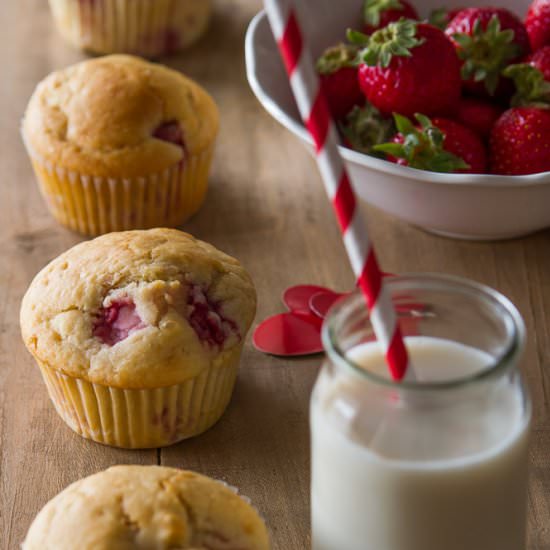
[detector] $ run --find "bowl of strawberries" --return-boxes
[246,0,550,239]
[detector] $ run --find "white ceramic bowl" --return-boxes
[245,0,550,240]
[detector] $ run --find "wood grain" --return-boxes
[0,0,549,548]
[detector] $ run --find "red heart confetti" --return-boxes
[253,310,324,356]
[253,275,425,358]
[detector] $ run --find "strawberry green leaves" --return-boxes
[504,63,550,108]
[428,8,452,30]
[374,114,470,172]
[452,15,522,95]
[349,19,424,68]
[341,104,395,155]
[363,0,405,28]
[316,43,360,75]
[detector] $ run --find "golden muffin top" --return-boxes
[22,55,219,177]
[20,229,256,388]
[22,465,270,550]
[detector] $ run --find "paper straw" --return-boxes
[264,0,410,381]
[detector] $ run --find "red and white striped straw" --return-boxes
[264,0,410,381]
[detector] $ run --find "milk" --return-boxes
[311,337,530,550]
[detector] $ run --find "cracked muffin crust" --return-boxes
[23,55,218,178]
[20,228,256,389]
[22,465,270,550]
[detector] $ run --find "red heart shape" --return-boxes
[282,285,333,313]
[253,275,421,358]
[253,311,324,356]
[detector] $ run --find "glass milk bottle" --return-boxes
[311,274,531,550]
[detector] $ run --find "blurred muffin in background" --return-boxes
[23,466,270,549]
[22,54,218,236]
[48,0,212,58]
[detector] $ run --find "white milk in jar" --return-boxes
[311,276,531,550]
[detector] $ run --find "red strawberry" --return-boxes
[350,20,462,118]
[490,108,550,174]
[374,114,487,173]
[526,0,550,51]
[445,8,530,98]
[362,0,419,34]
[428,7,463,30]
[454,97,503,139]
[340,104,395,154]
[491,48,550,175]
[316,44,364,120]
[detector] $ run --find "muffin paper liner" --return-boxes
[48,0,211,57]
[36,347,241,449]
[23,136,214,236]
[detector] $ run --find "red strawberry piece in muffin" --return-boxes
[349,20,462,118]
[374,113,487,173]
[153,120,187,166]
[187,284,239,348]
[526,0,550,51]
[153,120,185,148]
[316,43,364,120]
[362,0,419,34]
[445,7,530,98]
[93,298,145,346]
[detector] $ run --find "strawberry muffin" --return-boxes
[20,229,256,448]
[22,55,218,236]
[48,0,212,57]
[23,466,270,549]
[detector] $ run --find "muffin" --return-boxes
[23,465,270,549]
[48,0,212,57]
[22,55,218,236]
[20,229,256,448]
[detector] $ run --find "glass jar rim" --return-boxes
[322,273,526,392]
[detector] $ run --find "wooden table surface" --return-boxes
[1,0,549,548]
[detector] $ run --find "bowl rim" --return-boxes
[245,10,550,188]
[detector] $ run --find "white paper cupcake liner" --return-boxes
[48,0,212,57]
[37,346,241,449]
[23,131,214,236]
